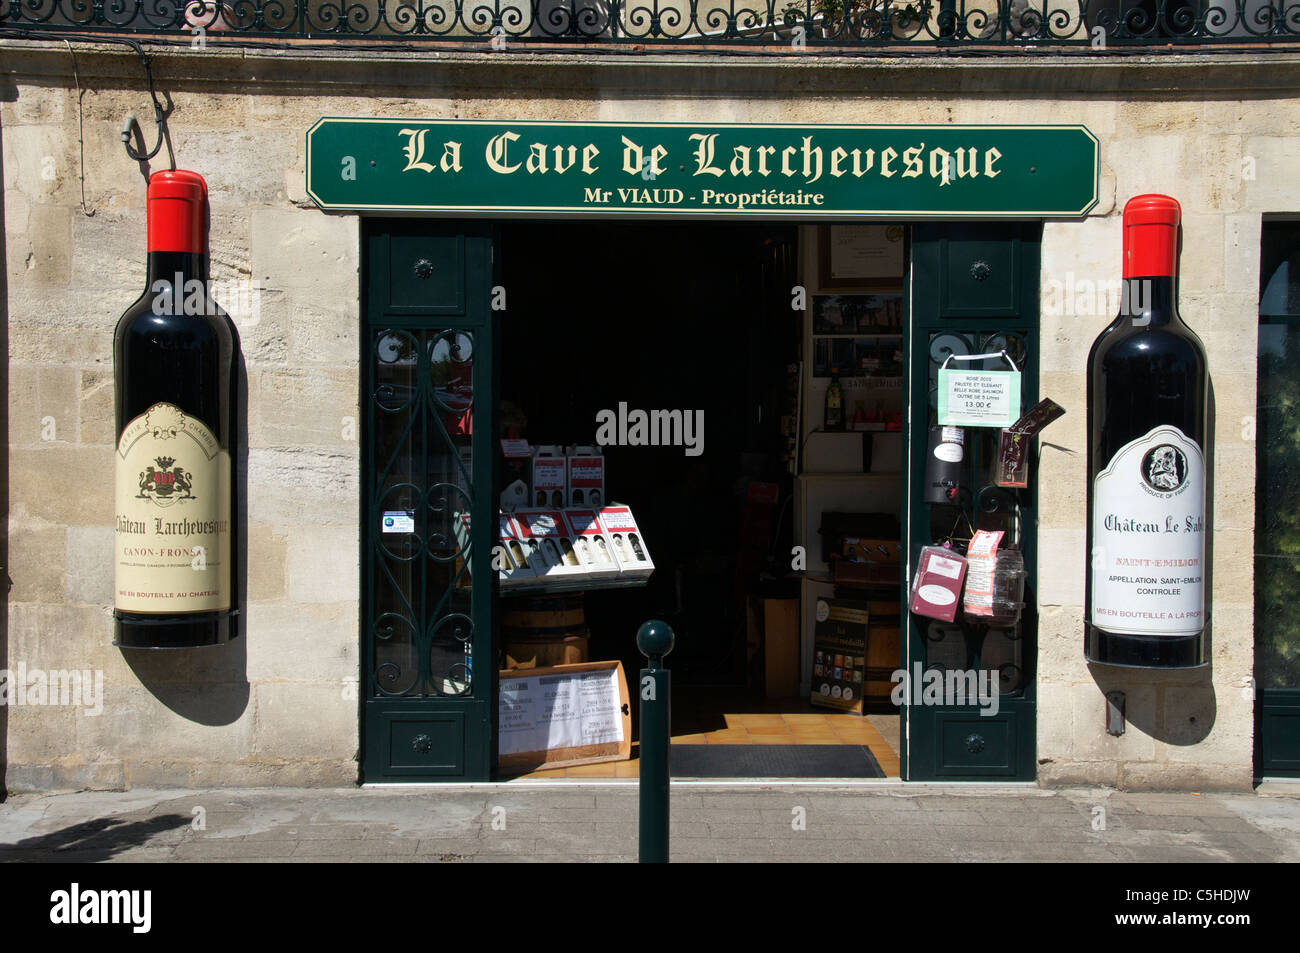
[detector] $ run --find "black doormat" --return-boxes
[668,744,885,779]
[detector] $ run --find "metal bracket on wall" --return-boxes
[1106,690,1126,736]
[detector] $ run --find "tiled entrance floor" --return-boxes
[503,694,902,780]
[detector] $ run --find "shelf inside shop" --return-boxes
[499,576,650,596]
[811,334,904,340]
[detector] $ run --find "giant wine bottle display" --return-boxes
[1085,194,1208,668]
[113,170,237,648]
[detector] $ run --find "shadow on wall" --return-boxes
[118,275,251,727]
[1087,664,1216,745]
[1087,377,1217,746]
[119,637,250,727]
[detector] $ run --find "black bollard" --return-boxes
[637,619,675,864]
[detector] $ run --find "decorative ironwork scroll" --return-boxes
[3,0,1298,48]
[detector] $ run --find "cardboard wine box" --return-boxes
[836,538,904,584]
[496,513,536,586]
[566,445,606,507]
[995,398,1066,488]
[843,538,904,564]
[531,446,568,509]
[513,509,588,581]
[562,508,622,579]
[597,505,654,580]
[451,512,474,589]
[908,545,968,623]
[455,512,536,586]
[501,438,533,500]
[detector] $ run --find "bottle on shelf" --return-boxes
[850,401,867,432]
[824,367,844,432]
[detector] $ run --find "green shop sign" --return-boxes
[306,118,1098,218]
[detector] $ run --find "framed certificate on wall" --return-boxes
[818,225,906,290]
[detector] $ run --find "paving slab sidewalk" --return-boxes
[1,783,1298,863]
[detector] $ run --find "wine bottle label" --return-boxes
[114,402,231,614]
[1091,425,1204,636]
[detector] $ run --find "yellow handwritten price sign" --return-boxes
[937,351,1021,428]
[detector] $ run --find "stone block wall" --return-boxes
[3,46,1295,790]
[4,59,362,789]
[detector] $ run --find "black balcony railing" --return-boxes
[1,0,1298,49]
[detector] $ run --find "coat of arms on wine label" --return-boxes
[137,456,194,505]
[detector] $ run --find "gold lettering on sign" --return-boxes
[400,128,435,173]
[486,131,522,174]
[687,134,725,178]
[384,124,1036,198]
[400,129,462,173]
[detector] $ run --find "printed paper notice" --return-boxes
[498,667,625,756]
[937,368,1021,428]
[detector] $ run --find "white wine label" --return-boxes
[918,584,956,606]
[114,402,231,613]
[934,442,963,463]
[1091,425,1204,636]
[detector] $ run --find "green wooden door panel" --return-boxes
[905,222,1040,783]
[936,712,1016,776]
[361,219,498,783]
[938,237,1025,318]
[387,234,468,315]
[377,706,469,775]
[1258,692,1300,776]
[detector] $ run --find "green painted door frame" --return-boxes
[1254,312,1300,777]
[1254,220,1300,778]
[902,222,1041,781]
[360,219,499,782]
[355,216,1043,783]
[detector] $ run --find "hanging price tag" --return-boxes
[936,351,1022,428]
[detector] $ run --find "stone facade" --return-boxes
[4,44,1296,791]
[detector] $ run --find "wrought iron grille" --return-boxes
[2,0,1298,48]
[921,329,1032,697]
[366,326,476,699]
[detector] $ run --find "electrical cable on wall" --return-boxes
[0,30,175,173]
[62,39,94,217]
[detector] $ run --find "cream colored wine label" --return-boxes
[1091,425,1205,636]
[115,402,231,613]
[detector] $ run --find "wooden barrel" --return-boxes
[501,593,589,670]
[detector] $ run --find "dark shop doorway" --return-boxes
[496,221,901,779]
[499,222,797,686]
